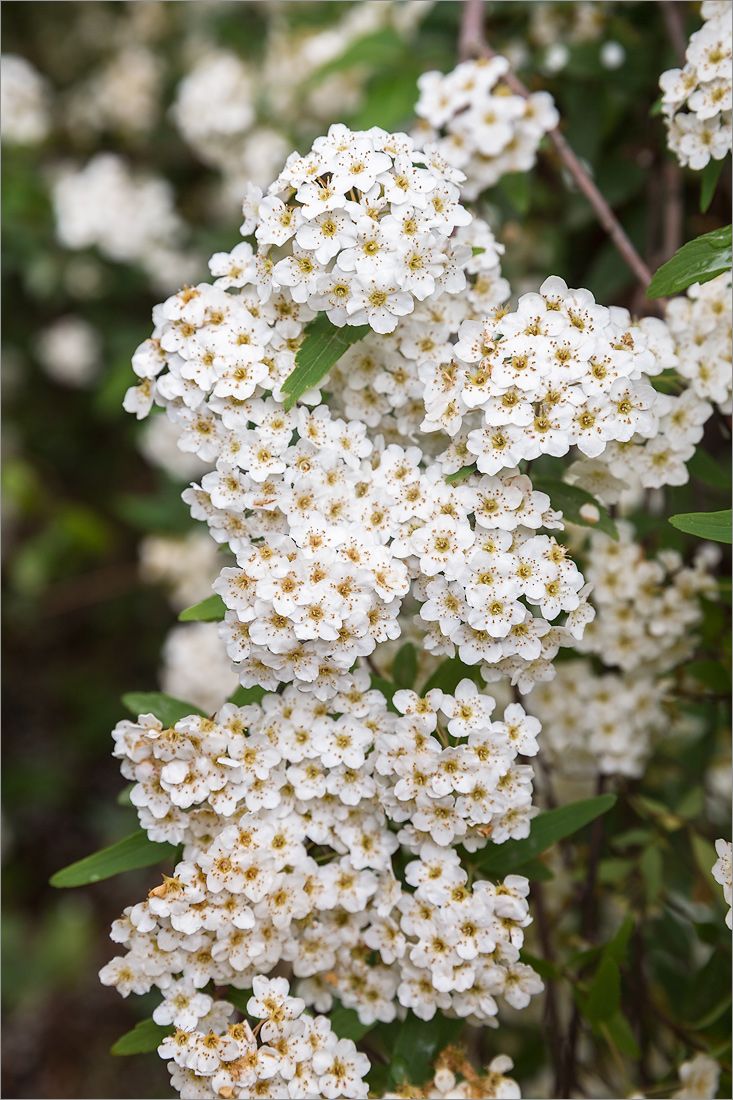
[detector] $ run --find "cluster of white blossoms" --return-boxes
[574,524,716,675]
[528,661,668,780]
[527,524,717,779]
[413,57,559,199]
[155,974,371,1100]
[712,838,732,929]
[34,315,101,389]
[122,124,598,700]
[50,153,200,293]
[0,53,51,145]
[659,0,732,170]
[103,681,541,1095]
[161,623,239,717]
[666,271,733,415]
[391,1051,520,1100]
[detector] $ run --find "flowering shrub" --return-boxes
[3,4,731,1099]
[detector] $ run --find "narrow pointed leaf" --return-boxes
[669,509,731,543]
[121,692,206,724]
[474,794,617,875]
[178,594,226,622]
[51,830,175,888]
[111,1018,174,1056]
[647,224,731,298]
[281,315,370,411]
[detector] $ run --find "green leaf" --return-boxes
[227,684,266,707]
[687,448,732,490]
[392,643,417,689]
[520,950,562,982]
[281,315,369,412]
[605,913,634,965]
[445,464,477,484]
[474,794,617,876]
[647,225,732,298]
[388,1012,464,1086]
[50,830,175,888]
[369,675,399,712]
[308,28,404,85]
[111,1018,173,1056]
[499,171,532,214]
[329,1001,375,1042]
[640,844,664,906]
[586,956,621,1022]
[669,509,731,544]
[420,657,482,696]
[178,594,226,622]
[121,692,206,725]
[604,1011,640,1059]
[683,992,732,1031]
[700,157,725,214]
[512,857,555,882]
[690,832,719,881]
[534,478,618,538]
[685,660,730,694]
[226,987,251,1014]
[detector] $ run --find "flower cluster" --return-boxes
[51,153,200,292]
[0,53,50,145]
[659,0,732,170]
[666,271,732,415]
[123,125,595,700]
[574,523,716,675]
[528,660,668,780]
[34,315,101,389]
[154,975,370,1100]
[395,1048,520,1099]
[413,57,559,199]
[712,838,732,929]
[102,684,542,1093]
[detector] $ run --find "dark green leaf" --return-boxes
[474,794,617,875]
[534,478,618,538]
[51,830,175,888]
[226,987,251,1014]
[512,857,555,882]
[111,1018,173,1056]
[604,1010,640,1058]
[647,225,732,298]
[700,157,725,214]
[420,657,482,695]
[669,509,731,544]
[227,685,266,707]
[392,643,417,689]
[121,692,206,725]
[586,956,621,1022]
[685,660,730,694]
[369,676,399,712]
[683,992,732,1031]
[605,913,634,965]
[499,171,532,214]
[445,464,476,484]
[329,1001,375,1042]
[281,315,369,411]
[687,448,732,490]
[389,1012,464,1086]
[178,594,226,622]
[520,950,561,982]
[640,844,664,905]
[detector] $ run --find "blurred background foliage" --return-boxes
[1,2,730,1098]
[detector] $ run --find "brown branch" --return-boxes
[661,0,688,67]
[459,0,485,62]
[459,7,653,291]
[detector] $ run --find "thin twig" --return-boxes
[460,3,653,290]
[459,0,485,62]
[661,0,688,67]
